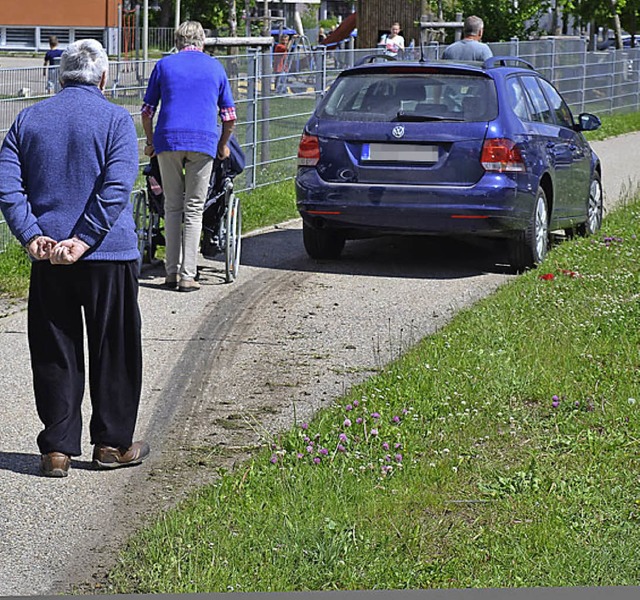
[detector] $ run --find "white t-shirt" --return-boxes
[380,33,405,56]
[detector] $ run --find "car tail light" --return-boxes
[480,138,525,172]
[298,133,320,167]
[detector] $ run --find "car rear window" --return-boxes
[317,72,498,122]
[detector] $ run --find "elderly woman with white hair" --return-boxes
[0,39,149,477]
[142,20,237,292]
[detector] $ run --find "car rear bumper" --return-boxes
[296,169,534,237]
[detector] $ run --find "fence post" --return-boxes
[636,48,640,113]
[581,38,586,114]
[245,48,258,190]
[610,49,615,115]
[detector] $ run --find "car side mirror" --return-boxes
[575,112,601,132]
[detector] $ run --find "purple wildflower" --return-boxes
[353,400,359,407]
[372,412,381,419]
[395,443,402,449]
[319,447,329,456]
[395,453,403,462]
[382,442,390,451]
[371,428,379,437]
[337,444,346,452]
[306,445,314,453]
[392,415,401,424]
[270,455,278,464]
[300,422,309,430]
[345,404,353,411]
[344,418,352,427]
[356,417,363,425]
[313,457,321,464]
[297,453,304,459]
[339,433,348,443]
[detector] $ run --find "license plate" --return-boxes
[362,143,438,163]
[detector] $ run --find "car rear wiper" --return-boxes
[391,112,465,122]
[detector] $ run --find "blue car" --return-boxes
[295,55,603,270]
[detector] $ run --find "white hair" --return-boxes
[59,39,108,86]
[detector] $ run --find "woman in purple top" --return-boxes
[141,21,237,292]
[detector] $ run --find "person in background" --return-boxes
[318,27,327,44]
[141,21,236,292]
[378,22,405,58]
[441,15,493,61]
[274,33,290,93]
[43,35,63,94]
[0,39,149,478]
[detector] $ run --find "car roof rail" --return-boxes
[354,53,398,66]
[484,56,535,70]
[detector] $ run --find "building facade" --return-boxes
[0,0,122,53]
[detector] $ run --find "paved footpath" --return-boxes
[0,133,637,597]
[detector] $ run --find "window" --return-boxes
[318,72,498,122]
[505,77,531,121]
[521,76,554,124]
[538,78,574,129]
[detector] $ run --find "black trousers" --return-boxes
[28,260,143,456]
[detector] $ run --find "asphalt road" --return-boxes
[0,134,637,597]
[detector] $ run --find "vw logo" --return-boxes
[392,125,405,139]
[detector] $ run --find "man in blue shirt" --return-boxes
[0,39,149,477]
[442,15,493,62]
[43,35,63,94]
[142,21,237,292]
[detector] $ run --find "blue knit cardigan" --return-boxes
[0,83,140,261]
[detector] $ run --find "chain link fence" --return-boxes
[0,37,638,252]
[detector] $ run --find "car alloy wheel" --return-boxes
[509,186,549,272]
[578,172,603,236]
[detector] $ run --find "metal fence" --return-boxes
[0,37,638,252]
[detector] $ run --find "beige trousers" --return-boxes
[157,151,214,281]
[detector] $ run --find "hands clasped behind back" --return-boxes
[27,235,90,264]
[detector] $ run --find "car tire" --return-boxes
[303,223,346,259]
[576,171,603,237]
[509,187,549,273]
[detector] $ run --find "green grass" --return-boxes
[241,179,297,232]
[108,195,640,593]
[0,243,30,298]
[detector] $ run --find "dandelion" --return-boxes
[339,433,348,443]
[300,422,309,430]
[313,457,321,464]
[270,455,278,464]
[371,428,379,437]
[344,418,352,427]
